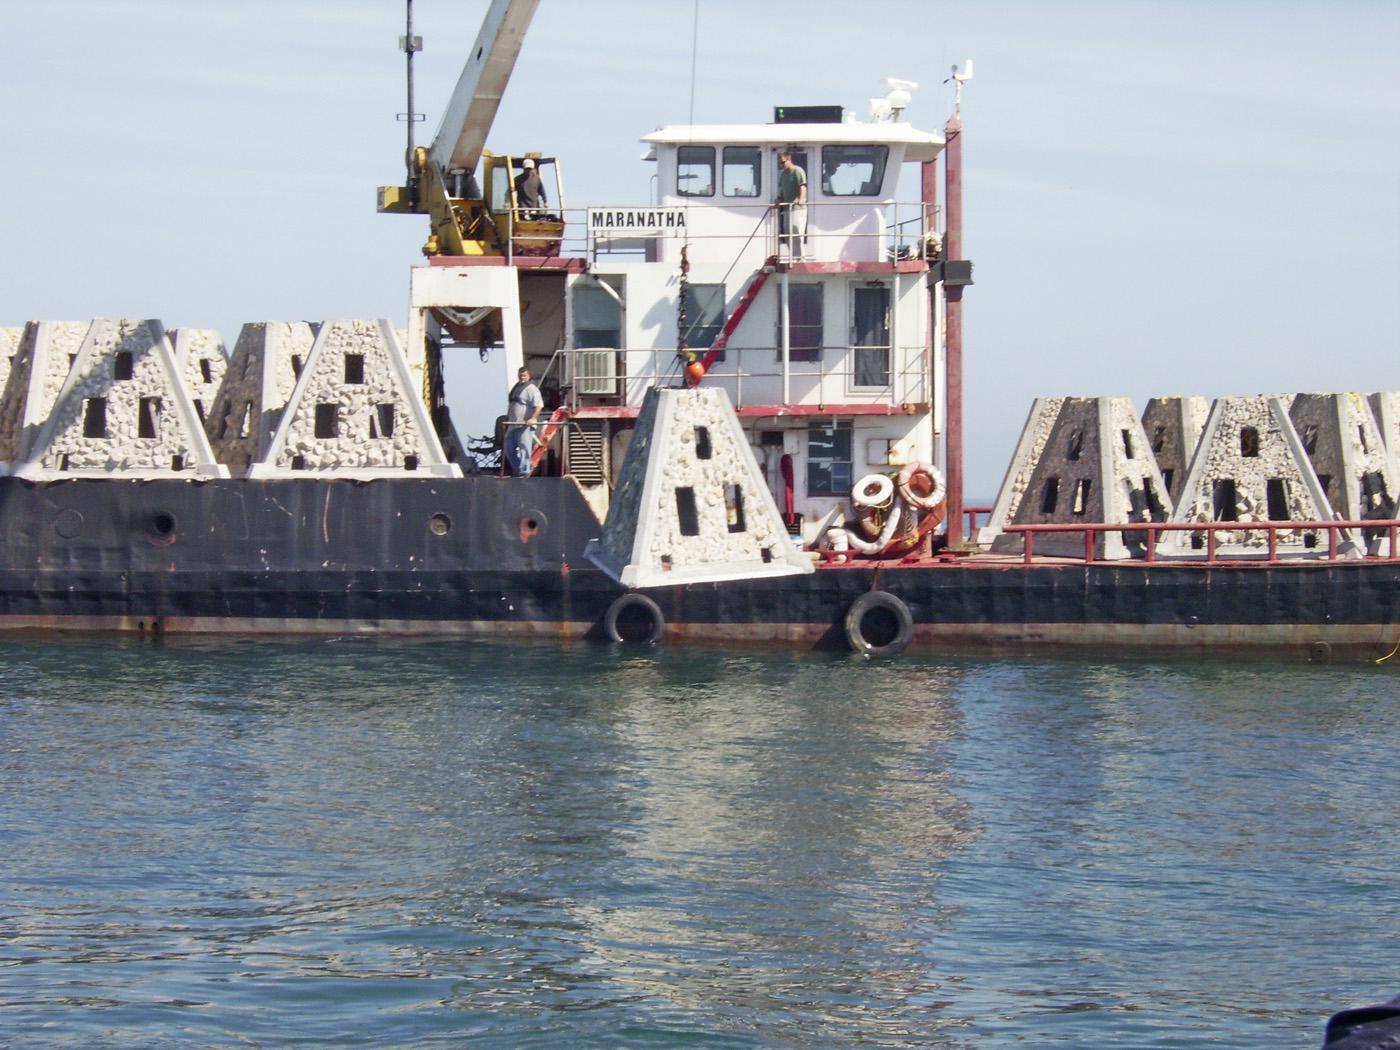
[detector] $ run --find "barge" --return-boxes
[0,0,1395,661]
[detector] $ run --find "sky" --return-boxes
[0,0,1396,494]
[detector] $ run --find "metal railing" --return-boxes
[964,505,993,537]
[554,342,932,412]
[490,201,942,264]
[1003,518,1400,566]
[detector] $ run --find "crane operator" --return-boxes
[514,158,547,218]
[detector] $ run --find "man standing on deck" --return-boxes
[777,151,807,257]
[505,366,543,476]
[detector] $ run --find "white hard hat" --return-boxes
[521,158,535,169]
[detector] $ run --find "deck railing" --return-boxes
[1002,518,1400,566]
[496,201,942,264]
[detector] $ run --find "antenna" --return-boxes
[398,0,425,204]
[869,77,919,122]
[945,60,974,117]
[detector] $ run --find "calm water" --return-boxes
[1,636,1397,1048]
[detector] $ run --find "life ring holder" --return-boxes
[603,592,666,644]
[896,463,946,512]
[844,591,914,658]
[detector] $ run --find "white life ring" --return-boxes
[896,462,946,511]
[852,473,894,509]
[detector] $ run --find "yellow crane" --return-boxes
[376,0,564,258]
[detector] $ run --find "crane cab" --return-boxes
[483,152,565,257]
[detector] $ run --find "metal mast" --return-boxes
[399,0,424,206]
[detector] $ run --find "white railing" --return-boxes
[552,343,930,413]
[495,201,943,265]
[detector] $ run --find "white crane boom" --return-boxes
[428,0,540,174]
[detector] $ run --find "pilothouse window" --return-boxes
[722,146,761,197]
[821,145,889,196]
[677,145,714,197]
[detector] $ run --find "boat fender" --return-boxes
[852,473,895,509]
[844,591,914,658]
[603,592,666,644]
[896,463,946,511]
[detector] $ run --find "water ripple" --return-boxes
[0,638,1395,1046]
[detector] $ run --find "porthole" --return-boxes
[519,510,548,543]
[429,512,451,536]
[146,510,177,545]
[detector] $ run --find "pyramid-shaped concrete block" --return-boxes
[990,397,1171,560]
[1141,395,1209,506]
[0,327,20,392]
[0,320,88,469]
[206,321,317,474]
[1291,393,1398,554]
[1161,395,1348,558]
[1370,392,1400,458]
[169,327,228,434]
[586,386,813,587]
[250,319,458,478]
[977,396,1064,546]
[18,318,227,479]
[0,327,22,460]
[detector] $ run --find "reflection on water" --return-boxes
[0,637,1396,1047]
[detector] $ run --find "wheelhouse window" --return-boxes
[851,284,890,387]
[722,146,761,197]
[682,283,726,359]
[807,420,852,497]
[677,145,715,197]
[821,145,889,196]
[573,284,622,348]
[778,284,823,363]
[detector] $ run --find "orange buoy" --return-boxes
[685,361,706,386]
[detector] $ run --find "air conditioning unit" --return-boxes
[573,349,620,396]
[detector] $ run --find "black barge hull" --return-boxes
[1,477,1396,660]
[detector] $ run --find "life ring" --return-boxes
[843,591,914,657]
[852,473,895,509]
[896,462,946,511]
[603,592,665,644]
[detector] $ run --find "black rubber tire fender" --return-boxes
[844,590,914,657]
[603,592,666,644]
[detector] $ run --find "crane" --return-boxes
[377,0,563,258]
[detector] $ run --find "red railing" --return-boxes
[1003,518,1400,566]
[964,505,993,537]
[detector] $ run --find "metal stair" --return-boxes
[698,256,777,372]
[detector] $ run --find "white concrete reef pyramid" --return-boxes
[1370,392,1400,458]
[207,321,317,474]
[17,318,226,479]
[990,396,1171,560]
[1160,395,1348,558]
[977,396,1064,546]
[1290,393,1398,554]
[1141,395,1209,506]
[169,327,228,435]
[586,386,813,587]
[0,320,87,470]
[0,326,25,464]
[250,319,458,478]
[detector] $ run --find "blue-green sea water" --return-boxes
[1,636,1397,1048]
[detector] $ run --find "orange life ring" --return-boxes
[896,463,946,511]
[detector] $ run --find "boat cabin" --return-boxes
[407,102,955,540]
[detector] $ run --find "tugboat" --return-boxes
[0,0,1395,660]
